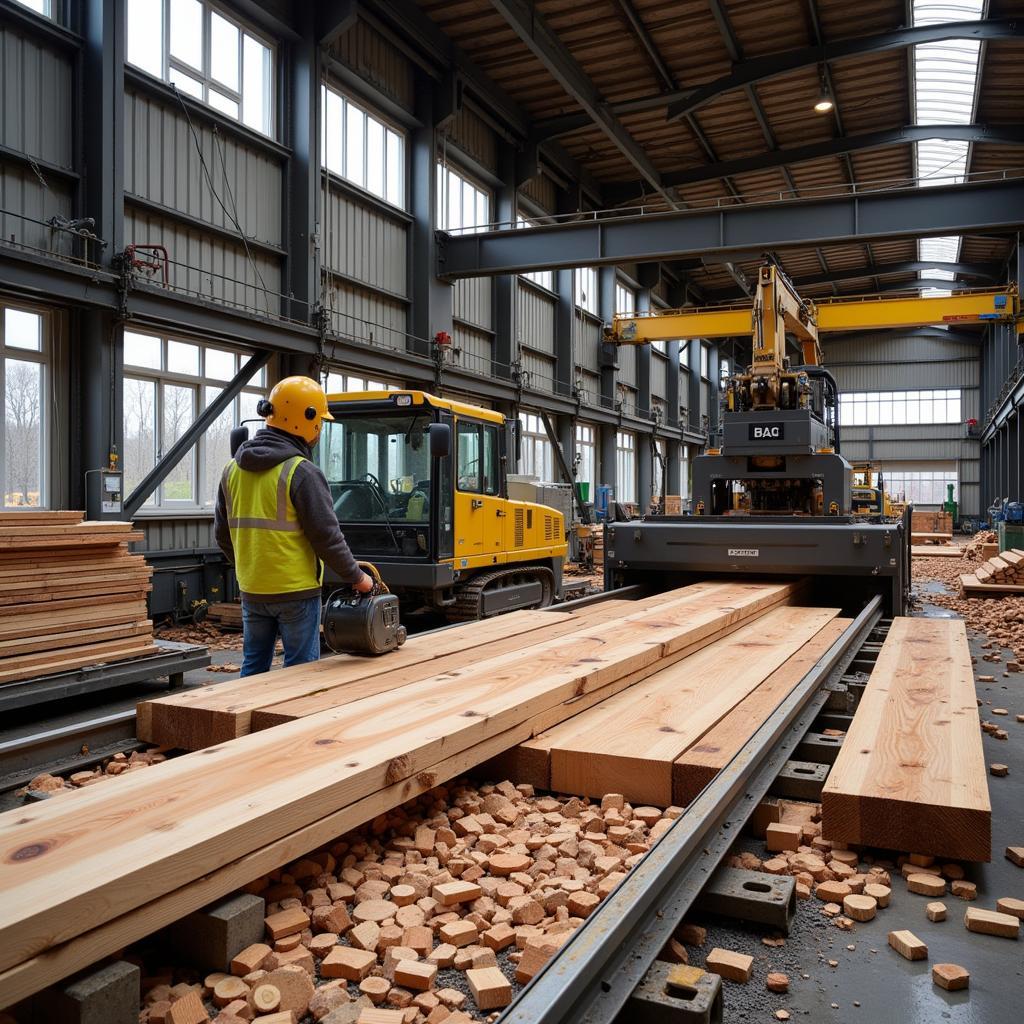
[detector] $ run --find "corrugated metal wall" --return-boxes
[323,280,408,351]
[518,174,556,213]
[452,322,493,374]
[124,90,282,245]
[575,314,601,373]
[0,22,74,256]
[322,183,407,296]
[137,516,217,552]
[444,107,497,173]
[824,332,981,514]
[332,19,414,111]
[124,206,282,313]
[651,351,668,400]
[516,281,555,355]
[618,343,636,387]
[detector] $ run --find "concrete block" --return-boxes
[31,960,140,1024]
[168,892,266,971]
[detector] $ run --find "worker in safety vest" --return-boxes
[214,376,372,676]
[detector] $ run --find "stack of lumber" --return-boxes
[911,510,953,535]
[485,609,845,805]
[206,601,243,629]
[960,549,1024,594]
[0,512,155,685]
[663,495,682,515]
[821,617,990,862]
[590,524,604,564]
[0,580,806,1006]
[963,529,997,559]
[911,545,962,558]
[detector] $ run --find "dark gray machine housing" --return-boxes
[604,514,910,616]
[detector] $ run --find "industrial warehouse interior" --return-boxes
[0,0,1023,1022]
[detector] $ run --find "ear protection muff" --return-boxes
[304,406,317,420]
[257,399,273,417]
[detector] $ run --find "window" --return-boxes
[720,358,731,388]
[519,413,553,481]
[839,389,962,427]
[321,85,406,209]
[700,343,709,379]
[616,430,636,504]
[883,468,958,506]
[126,0,275,137]
[679,340,690,367]
[436,164,489,232]
[575,268,598,315]
[481,425,500,496]
[323,371,397,394]
[123,331,267,508]
[12,0,52,17]
[653,438,666,500]
[681,444,690,501]
[574,422,596,490]
[615,283,635,316]
[517,217,554,290]
[457,421,483,492]
[1,306,49,508]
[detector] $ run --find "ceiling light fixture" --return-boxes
[814,68,833,113]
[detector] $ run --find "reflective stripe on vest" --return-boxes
[223,456,321,595]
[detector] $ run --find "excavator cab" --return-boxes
[316,390,567,620]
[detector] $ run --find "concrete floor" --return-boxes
[688,595,1024,1023]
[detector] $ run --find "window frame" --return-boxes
[517,216,555,291]
[436,162,491,233]
[122,330,267,511]
[321,82,407,210]
[518,412,553,482]
[615,429,637,504]
[838,389,963,427]
[126,0,277,139]
[575,267,598,316]
[574,422,597,489]
[1,303,51,510]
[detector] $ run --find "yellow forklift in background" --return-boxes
[851,462,895,518]
[317,390,567,621]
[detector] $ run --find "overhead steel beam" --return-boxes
[605,124,1024,201]
[486,0,675,207]
[436,178,1024,278]
[532,19,1024,138]
[316,0,359,42]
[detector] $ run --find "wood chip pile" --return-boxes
[137,780,679,1024]
[963,531,998,559]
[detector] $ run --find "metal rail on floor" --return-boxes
[502,594,883,1024]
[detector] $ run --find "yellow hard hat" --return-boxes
[258,376,334,444]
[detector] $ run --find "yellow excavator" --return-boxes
[851,462,896,518]
[316,389,567,621]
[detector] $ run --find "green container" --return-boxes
[578,481,591,502]
[998,521,1024,553]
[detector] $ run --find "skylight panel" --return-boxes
[911,0,984,295]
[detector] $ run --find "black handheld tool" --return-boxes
[321,562,407,656]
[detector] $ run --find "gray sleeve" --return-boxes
[213,478,235,563]
[290,461,364,585]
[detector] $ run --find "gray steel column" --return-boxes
[554,187,576,401]
[666,438,681,493]
[557,414,575,480]
[708,345,721,439]
[600,423,617,499]
[635,278,654,509]
[687,340,702,433]
[411,70,452,358]
[493,141,517,378]
[636,283,653,419]
[637,434,653,510]
[82,0,124,263]
[598,265,617,410]
[287,5,321,323]
[665,341,681,429]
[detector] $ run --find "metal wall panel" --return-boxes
[452,323,493,375]
[453,277,492,330]
[124,205,282,313]
[138,515,217,551]
[618,343,636,387]
[0,161,73,256]
[960,483,979,511]
[518,174,556,213]
[445,107,497,174]
[515,281,555,355]
[323,276,408,351]
[124,90,283,246]
[824,333,979,392]
[579,370,601,406]
[522,350,557,392]
[322,183,408,297]
[575,315,601,373]
[651,352,667,400]
[333,19,415,111]
[0,24,73,167]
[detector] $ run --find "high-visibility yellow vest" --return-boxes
[222,456,321,597]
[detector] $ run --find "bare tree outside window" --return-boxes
[4,360,43,506]
[124,378,157,504]
[162,384,195,501]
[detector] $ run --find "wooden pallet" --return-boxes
[911,546,962,558]
[821,617,990,862]
[0,580,804,1000]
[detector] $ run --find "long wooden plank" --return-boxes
[0,590,150,619]
[0,581,798,976]
[138,583,736,748]
[0,640,159,686]
[0,521,136,536]
[248,586,758,735]
[0,580,152,608]
[0,603,149,642]
[672,618,851,805]
[959,573,1024,595]
[0,511,84,525]
[0,533,143,549]
[911,546,962,558]
[546,605,840,804]
[478,587,807,792]
[820,617,990,862]
[0,622,153,658]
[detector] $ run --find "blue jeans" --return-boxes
[241,597,322,677]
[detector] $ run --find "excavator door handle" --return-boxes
[471,499,483,510]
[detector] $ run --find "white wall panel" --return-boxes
[324,276,408,352]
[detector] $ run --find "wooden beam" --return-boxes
[821,617,990,861]
[0,581,800,977]
[672,618,851,804]
[546,606,840,805]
